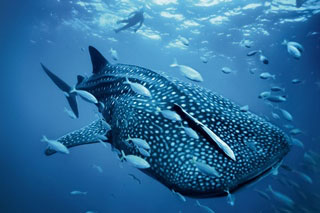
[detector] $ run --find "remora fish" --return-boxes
[41,46,290,197]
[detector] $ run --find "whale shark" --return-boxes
[41,46,290,197]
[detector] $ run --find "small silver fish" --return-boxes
[157,107,182,122]
[192,157,221,177]
[292,78,303,84]
[247,50,259,56]
[244,139,257,152]
[126,136,150,150]
[270,86,285,92]
[70,190,87,195]
[180,36,189,46]
[137,147,151,157]
[283,40,303,59]
[287,44,301,59]
[259,54,269,64]
[124,77,151,97]
[290,128,302,135]
[181,125,199,139]
[284,124,294,129]
[249,68,256,74]
[92,164,103,173]
[195,200,215,213]
[170,59,203,82]
[258,91,271,99]
[293,170,312,184]
[271,112,280,120]
[280,109,293,121]
[121,151,150,169]
[254,188,271,200]
[260,72,275,80]
[240,105,249,112]
[265,95,286,103]
[172,189,186,202]
[221,67,234,74]
[225,190,235,206]
[287,41,304,52]
[73,89,98,104]
[109,48,119,61]
[268,185,294,208]
[200,56,208,63]
[128,173,141,184]
[41,136,69,154]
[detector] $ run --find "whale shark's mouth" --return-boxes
[228,158,283,194]
[186,153,285,198]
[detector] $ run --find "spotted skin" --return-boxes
[45,119,109,156]
[73,58,290,197]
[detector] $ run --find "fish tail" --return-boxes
[41,135,48,142]
[170,58,178,67]
[120,150,126,161]
[123,76,130,84]
[41,63,79,118]
[282,39,288,45]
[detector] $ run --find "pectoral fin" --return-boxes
[45,119,111,156]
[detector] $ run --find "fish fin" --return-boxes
[66,93,79,118]
[123,77,130,84]
[41,63,79,118]
[41,63,72,93]
[76,75,85,85]
[89,46,108,74]
[45,119,110,156]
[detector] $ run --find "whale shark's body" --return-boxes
[42,46,290,197]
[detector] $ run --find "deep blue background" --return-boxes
[1,0,320,212]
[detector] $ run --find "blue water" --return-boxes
[1,0,320,212]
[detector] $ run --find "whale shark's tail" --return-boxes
[41,63,79,118]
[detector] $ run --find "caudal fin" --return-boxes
[170,58,178,67]
[41,63,79,118]
[281,39,288,45]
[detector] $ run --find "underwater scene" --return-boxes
[1,0,320,212]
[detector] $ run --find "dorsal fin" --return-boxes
[89,46,108,74]
[77,75,85,85]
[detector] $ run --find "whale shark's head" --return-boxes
[68,46,291,197]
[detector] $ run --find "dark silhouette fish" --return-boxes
[41,46,290,197]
